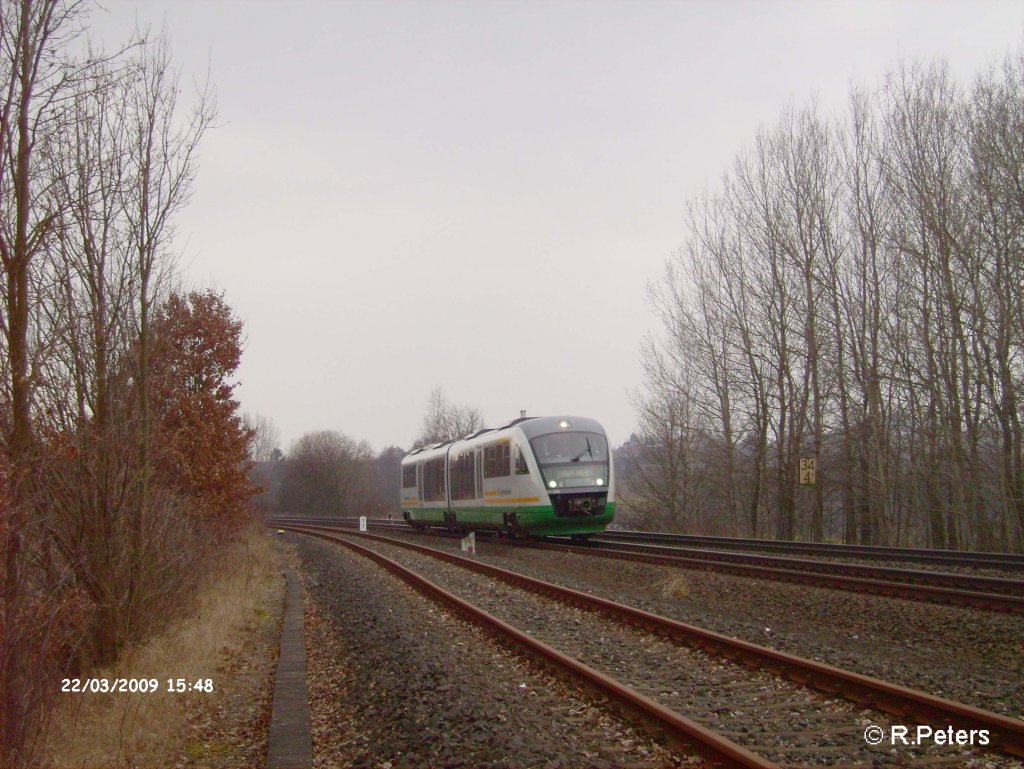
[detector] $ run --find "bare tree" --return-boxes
[627,357,710,532]
[640,45,1024,552]
[368,445,404,517]
[413,386,483,447]
[965,51,1024,550]
[122,31,215,558]
[0,2,91,759]
[279,430,373,516]
[0,9,222,760]
[245,411,281,464]
[245,411,282,514]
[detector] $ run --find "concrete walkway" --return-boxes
[266,568,312,769]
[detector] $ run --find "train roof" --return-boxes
[518,415,606,440]
[403,415,607,461]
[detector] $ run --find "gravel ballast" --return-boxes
[286,535,693,768]
[374,529,1024,720]
[335,532,1018,768]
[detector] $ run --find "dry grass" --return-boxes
[38,524,284,768]
[660,573,690,599]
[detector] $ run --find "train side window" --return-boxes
[402,464,416,488]
[450,452,474,500]
[514,445,529,475]
[423,457,446,501]
[483,441,511,479]
[483,444,496,478]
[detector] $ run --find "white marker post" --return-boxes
[461,531,476,555]
[359,516,367,532]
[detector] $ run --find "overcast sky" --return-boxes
[92,0,1024,454]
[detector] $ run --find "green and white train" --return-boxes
[400,414,615,537]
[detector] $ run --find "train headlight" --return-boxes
[548,480,557,488]
[596,478,604,486]
[559,420,571,428]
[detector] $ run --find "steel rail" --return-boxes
[548,538,1024,596]
[281,522,1024,759]
[283,525,779,769]
[530,539,1024,613]
[266,516,1024,612]
[595,530,1024,569]
[266,515,1024,569]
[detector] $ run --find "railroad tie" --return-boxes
[266,568,313,769]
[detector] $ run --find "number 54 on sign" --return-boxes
[799,457,816,485]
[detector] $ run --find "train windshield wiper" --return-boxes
[570,437,593,463]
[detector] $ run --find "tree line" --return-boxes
[0,2,255,763]
[631,47,1024,552]
[254,435,403,518]
[258,388,481,518]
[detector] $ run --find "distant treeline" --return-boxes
[253,434,403,518]
[631,48,1024,552]
[252,389,481,519]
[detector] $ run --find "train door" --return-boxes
[475,447,483,501]
[444,449,453,514]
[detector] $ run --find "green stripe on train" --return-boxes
[402,502,615,535]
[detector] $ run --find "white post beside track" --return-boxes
[461,531,476,554]
[359,516,367,532]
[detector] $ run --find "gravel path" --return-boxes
[286,535,695,768]
[368,529,1024,719]
[344,532,1016,768]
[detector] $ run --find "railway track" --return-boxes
[535,538,1024,613]
[563,539,1023,593]
[272,515,1024,570]
[268,516,1024,613]
[595,530,1024,570]
[278,522,1024,767]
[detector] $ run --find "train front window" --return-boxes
[530,432,609,489]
